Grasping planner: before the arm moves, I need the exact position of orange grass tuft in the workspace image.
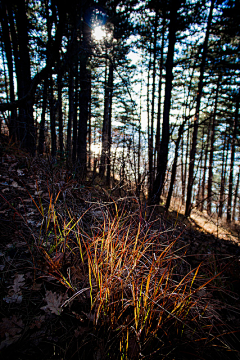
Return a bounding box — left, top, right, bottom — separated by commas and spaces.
35, 195, 237, 359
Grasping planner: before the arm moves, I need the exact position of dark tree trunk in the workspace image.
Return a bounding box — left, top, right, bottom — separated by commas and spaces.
0, 1, 65, 117
147, 44, 152, 190
207, 75, 220, 215
78, 20, 91, 175
72, 62, 79, 164
88, 76, 92, 170
100, 61, 113, 179
6, 3, 21, 140
67, 67, 74, 161
182, 48, 199, 205
155, 15, 166, 174
137, 75, 143, 197
149, 11, 159, 195
151, 0, 180, 204
38, 78, 48, 155
106, 64, 113, 186
49, 74, 56, 159
185, 0, 214, 216
182, 123, 189, 205
207, 115, 215, 215
14, 0, 35, 154
0, 2, 17, 140
57, 66, 63, 160
199, 121, 210, 212
165, 123, 184, 211
218, 133, 229, 218
196, 126, 205, 207
227, 92, 239, 222
232, 170, 240, 223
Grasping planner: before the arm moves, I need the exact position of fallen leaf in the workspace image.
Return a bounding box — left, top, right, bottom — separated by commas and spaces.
41, 290, 66, 315
29, 315, 45, 329
0, 333, 21, 350
11, 181, 19, 188
17, 169, 24, 176
3, 293, 22, 304
2, 188, 10, 193
11, 274, 25, 293
34, 190, 43, 196
3, 274, 25, 304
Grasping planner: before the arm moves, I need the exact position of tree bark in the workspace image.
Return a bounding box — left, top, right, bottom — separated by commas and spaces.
72, 62, 79, 164
106, 63, 113, 186
155, 15, 166, 175
78, 20, 91, 175
0, 2, 17, 140
227, 91, 239, 222
149, 11, 159, 196
14, 0, 35, 153
199, 121, 210, 212
232, 170, 240, 223
150, 0, 180, 204
207, 75, 220, 215
218, 133, 229, 218
67, 66, 74, 161
165, 123, 184, 211
185, 0, 215, 216
57, 66, 64, 160
38, 78, 48, 155
49, 74, 56, 159
100, 61, 113, 179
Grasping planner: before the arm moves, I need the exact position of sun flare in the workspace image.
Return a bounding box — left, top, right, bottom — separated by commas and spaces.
92, 26, 106, 41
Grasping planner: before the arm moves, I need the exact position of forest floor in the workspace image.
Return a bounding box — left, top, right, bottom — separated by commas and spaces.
0, 135, 240, 360
167, 198, 240, 244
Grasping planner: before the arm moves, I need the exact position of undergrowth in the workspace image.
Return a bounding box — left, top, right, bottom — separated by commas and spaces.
0, 150, 239, 359
29, 185, 240, 359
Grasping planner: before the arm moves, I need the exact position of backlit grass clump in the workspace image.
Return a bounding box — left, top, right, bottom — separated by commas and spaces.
33, 190, 233, 359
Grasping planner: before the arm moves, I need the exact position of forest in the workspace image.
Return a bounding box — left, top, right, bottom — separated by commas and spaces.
0, 0, 239, 219
0, 0, 240, 359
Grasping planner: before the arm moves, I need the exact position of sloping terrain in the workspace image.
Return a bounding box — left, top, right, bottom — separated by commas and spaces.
0, 136, 240, 360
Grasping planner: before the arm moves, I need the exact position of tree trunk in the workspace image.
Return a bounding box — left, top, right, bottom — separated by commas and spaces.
151, 0, 180, 204
106, 63, 113, 186
227, 91, 239, 222
165, 123, 184, 211
218, 133, 229, 218
57, 67, 63, 160
49, 74, 56, 159
207, 75, 220, 215
88, 75, 92, 170
137, 74, 143, 197
38, 78, 48, 155
78, 20, 91, 175
232, 170, 240, 223
100, 61, 113, 179
14, 0, 35, 154
155, 14, 166, 174
149, 11, 159, 196
199, 121, 210, 212
67, 67, 74, 161
196, 126, 205, 207
72, 62, 79, 164
147, 44, 152, 190
185, 0, 215, 216
0, 2, 17, 140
